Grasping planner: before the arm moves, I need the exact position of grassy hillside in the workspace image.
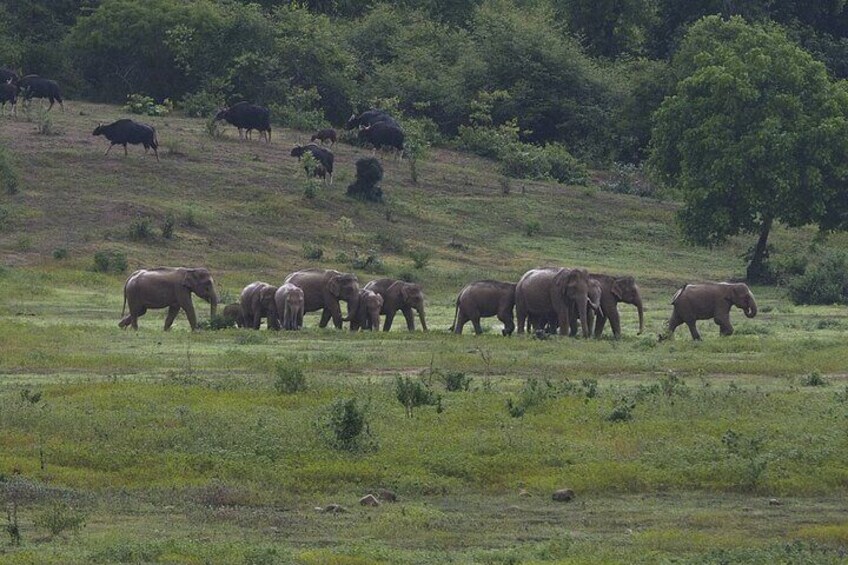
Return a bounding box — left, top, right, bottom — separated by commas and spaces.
1, 104, 848, 564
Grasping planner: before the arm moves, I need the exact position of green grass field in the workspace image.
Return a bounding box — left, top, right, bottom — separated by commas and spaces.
1, 103, 847, 564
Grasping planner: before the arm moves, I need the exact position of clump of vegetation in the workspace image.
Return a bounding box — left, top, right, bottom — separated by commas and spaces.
27, 106, 56, 136
33, 501, 86, 537
92, 250, 128, 274
601, 163, 656, 197
606, 396, 636, 422
201, 314, 235, 331
204, 115, 224, 138
273, 362, 307, 394
124, 94, 172, 116
788, 252, 848, 305
409, 249, 431, 269
161, 213, 175, 239
128, 217, 154, 241
395, 376, 440, 417
181, 91, 222, 119
52, 248, 68, 260
721, 429, 768, 491
800, 371, 828, 387
438, 371, 472, 392
347, 158, 384, 203
351, 249, 385, 274
507, 378, 568, 418
371, 232, 405, 253
524, 220, 542, 237
302, 243, 323, 260
320, 398, 374, 452
0, 143, 20, 195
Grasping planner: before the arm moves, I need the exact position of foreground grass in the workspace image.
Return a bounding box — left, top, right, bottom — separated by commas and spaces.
1, 103, 848, 562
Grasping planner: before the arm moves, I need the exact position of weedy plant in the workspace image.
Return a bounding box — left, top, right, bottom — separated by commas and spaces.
321, 398, 374, 452
395, 376, 441, 417
722, 429, 768, 491
273, 362, 306, 394
33, 501, 86, 537
92, 250, 128, 273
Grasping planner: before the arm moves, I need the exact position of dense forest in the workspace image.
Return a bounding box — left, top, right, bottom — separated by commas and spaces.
4, 0, 848, 280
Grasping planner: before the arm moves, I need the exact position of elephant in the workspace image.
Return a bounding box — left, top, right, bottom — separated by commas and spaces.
588, 274, 644, 339
363, 278, 428, 332
665, 282, 757, 340
567, 278, 603, 337
222, 303, 245, 328
346, 289, 384, 331
239, 282, 280, 330
118, 267, 218, 331
451, 280, 516, 335
283, 269, 359, 329
274, 283, 305, 331
515, 267, 592, 337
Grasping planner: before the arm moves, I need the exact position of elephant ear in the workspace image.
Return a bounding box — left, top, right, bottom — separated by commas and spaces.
400, 283, 412, 302
731, 283, 750, 304
611, 277, 633, 300
328, 275, 341, 297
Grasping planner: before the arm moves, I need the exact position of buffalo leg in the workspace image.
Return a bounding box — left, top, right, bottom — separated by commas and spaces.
105, 144, 114, 156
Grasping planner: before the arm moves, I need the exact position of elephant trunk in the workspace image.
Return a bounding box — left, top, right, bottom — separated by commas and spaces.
418, 307, 428, 332
210, 293, 218, 318
744, 296, 757, 318
578, 299, 589, 338
635, 296, 644, 335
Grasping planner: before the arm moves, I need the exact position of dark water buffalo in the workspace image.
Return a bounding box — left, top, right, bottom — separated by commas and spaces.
291, 144, 334, 183
0, 69, 18, 85
345, 109, 399, 130
311, 128, 337, 144
93, 119, 159, 161
18, 75, 64, 111
214, 102, 271, 141
0, 82, 16, 117
358, 122, 405, 155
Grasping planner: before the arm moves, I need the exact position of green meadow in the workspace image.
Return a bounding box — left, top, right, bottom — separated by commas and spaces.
0, 104, 847, 563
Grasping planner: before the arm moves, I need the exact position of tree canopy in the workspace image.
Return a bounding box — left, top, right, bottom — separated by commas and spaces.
649, 15, 848, 281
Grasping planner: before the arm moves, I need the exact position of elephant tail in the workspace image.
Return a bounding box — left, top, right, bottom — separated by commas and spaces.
449, 297, 460, 332
121, 278, 129, 317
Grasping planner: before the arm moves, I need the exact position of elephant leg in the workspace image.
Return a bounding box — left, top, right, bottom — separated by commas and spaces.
382, 310, 397, 332
594, 313, 607, 339
471, 317, 484, 335
516, 305, 527, 335
252, 311, 262, 330
328, 301, 344, 329
499, 311, 515, 336
686, 321, 701, 341
715, 317, 734, 336
163, 305, 180, 331
454, 311, 468, 334
608, 308, 622, 339
118, 313, 135, 329
180, 296, 198, 330
402, 307, 415, 331
318, 308, 332, 328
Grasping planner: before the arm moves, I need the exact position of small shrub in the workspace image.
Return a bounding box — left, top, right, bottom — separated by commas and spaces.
347, 158, 384, 203
33, 501, 86, 537
581, 378, 598, 399
181, 90, 223, 118
409, 249, 431, 269
302, 243, 324, 260
0, 143, 20, 195
205, 115, 225, 139
128, 217, 154, 241
606, 396, 636, 422
52, 248, 68, 260
303, 181, 317, 200
834, 385, 848, 403
721, 429, 768, 490
202, 314, 235, 331
507, 378, 564, 417
323, 398, 372, 452
801, 371, 828, 387
124, 93, 172, 116
92, 250, 128, 274
274, 362, 306, 394
600, 162, 655, 197
395, 376, 440, 417
524, 220, 541, 237
352, 249, 385, 274
439, 371, 472, 392
788, 252, 848, 305
371, 232, 405, 253
161, 214, 175, 240
0, 206, 9, 232
31, 106, 55, 136
395, 270, 419, 283
179, 207, 203, 228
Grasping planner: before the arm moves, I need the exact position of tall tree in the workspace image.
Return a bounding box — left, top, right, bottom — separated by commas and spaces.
649, 16, 848, 282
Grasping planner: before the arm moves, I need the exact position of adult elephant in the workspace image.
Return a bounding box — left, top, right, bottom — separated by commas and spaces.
118, 267, 217, 331
665, 282, 757, 340
240, 282, 279, 330
515, 267, 592, 338
283, 269, 359, 329
567, 278, 603, 337
588, 274, 644, 338
363, 279, 428, 332
452, 280, 516, 336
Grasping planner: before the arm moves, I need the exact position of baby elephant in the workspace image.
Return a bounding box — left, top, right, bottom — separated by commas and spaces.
347, 289, 384, 331
240, 282, 279, 330
452, 280, 516, 336
665, 282, 757, 340
275, 283, 305, 331
221, 303, 245, 328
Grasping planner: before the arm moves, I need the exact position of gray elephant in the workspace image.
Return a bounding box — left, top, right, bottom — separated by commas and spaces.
346, 289, 384, 331
284, 269, 359, 329
274, 283, 305, 331
515, 267, 592, 337
222, 303, 245, 328
452, 280, 516, 335
665, 282, 757, 340
240, 282, 280, 330
567, 278, 603, 336
363, 279, 428, 332
118, 267, 218, 331
588, 274, 644, 338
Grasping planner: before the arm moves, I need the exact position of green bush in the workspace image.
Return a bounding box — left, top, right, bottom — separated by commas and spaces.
439, 371, 472, 392
181, 90, 223, 118
0, 143, 20, 195
33, 501, 86, 537
788, 252, 848, 305
92, 250, 128, 274
351, 249, 385, 274
409, 249, 431, 269
273, 362, 307, 394
801, 371, 828, 387
606, 396, 636, 422
302, 243, 324, 260
52, 248, 68, 260
161, 214, 175, 240
600, 162, 656, 197
128, 217, 154, 241
323, 398, 373, 452
395, 376, 440, 418
124, 94, 172, 116
524, 220, 542, 237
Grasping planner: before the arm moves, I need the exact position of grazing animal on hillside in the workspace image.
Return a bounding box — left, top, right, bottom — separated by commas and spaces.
363, 279, 427, 332
515, 267, 593, 338
0, 69, 18, 85
275, 283, 305, 331
451, 280, 516, 336
664, 282, 757, 340
239, 281, 280, 330
345, 109, 399, 130
283, 269, 359, 329
118, 267, 218, 331
222, 303, 245, 328
93, 119, 160, 161
358, 122, 405, 156
291, 144, 334, 184
0, 81, 17, 117
17, 75, 63, 111
310, 128, 337, 145
214, 102, 271, 141
345, 289, 384, 331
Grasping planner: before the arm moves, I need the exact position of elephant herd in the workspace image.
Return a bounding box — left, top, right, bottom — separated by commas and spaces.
119, 265, 758, 341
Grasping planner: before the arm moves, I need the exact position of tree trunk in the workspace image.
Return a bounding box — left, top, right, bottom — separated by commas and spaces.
746, 216, 773, 283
